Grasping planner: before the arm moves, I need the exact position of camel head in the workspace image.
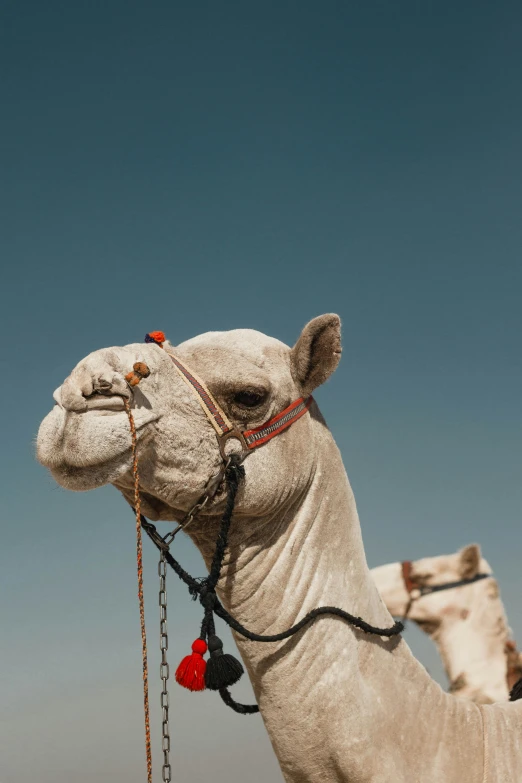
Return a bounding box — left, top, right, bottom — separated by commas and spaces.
372, 545, 493, 633
37, 315, 342, 528
373, 547, 518, 704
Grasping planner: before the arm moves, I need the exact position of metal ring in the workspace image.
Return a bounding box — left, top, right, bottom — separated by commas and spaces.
217, 429, 250, 462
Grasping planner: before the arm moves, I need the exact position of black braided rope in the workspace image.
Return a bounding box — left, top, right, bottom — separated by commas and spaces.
140, 519, 201, 595
510, 677, 522, 702
206, 460, 244, 592
214, 599, 403, 641
219, 686, 259, 714
141, 457, 403, 714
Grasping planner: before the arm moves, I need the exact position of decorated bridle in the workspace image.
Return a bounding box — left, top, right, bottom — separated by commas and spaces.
400, 560, 492, 621
165, 342, 313, 462
125, 330, 403, 783
401, 561, 522, 699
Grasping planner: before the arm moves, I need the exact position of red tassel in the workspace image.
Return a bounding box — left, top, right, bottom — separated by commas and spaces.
175, 639, 208, 692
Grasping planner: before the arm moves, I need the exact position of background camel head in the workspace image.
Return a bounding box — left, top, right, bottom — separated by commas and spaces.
372, 545, 494, 634
37, 315, 341, 527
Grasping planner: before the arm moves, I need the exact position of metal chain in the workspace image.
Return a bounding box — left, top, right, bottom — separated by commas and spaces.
146, 459, 232, 782
159, 552, 172, 782
162, 459, 231, 548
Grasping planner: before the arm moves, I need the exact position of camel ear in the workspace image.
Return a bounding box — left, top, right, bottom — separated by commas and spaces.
459, 544, 481, 579
291, 314, 342, 395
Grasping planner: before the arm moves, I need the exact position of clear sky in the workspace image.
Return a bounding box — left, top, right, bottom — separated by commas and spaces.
2, 1, 521, 781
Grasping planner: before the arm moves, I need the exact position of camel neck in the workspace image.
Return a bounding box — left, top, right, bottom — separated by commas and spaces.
222, 429, 384, 629
204, 424, 484, 783
434, 590, 510, 703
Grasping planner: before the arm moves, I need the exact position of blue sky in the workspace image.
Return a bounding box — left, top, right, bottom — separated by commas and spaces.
1, 1, 521, 780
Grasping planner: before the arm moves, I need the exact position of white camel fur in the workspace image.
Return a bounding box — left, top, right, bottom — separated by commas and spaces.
371, 547, 522, 704
37, 316, 522, 782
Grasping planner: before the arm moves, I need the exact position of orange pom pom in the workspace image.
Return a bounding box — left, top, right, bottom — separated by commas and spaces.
125, 371, 140, 387
133, 362, 150, 378
145, 331, 165, 346
125, 362, 151, 387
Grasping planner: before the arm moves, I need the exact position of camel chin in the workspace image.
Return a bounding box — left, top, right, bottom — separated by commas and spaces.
47, 454, 133, 491
37, 404, 158, 491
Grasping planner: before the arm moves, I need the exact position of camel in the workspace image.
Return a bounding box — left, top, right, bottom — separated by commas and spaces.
37, 315, 522, 782
371, 547, 522, 704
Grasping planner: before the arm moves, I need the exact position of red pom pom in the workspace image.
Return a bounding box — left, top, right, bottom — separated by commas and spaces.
148, 330, 165, 345
191, 638, 208, 655
175, 639, 208, 692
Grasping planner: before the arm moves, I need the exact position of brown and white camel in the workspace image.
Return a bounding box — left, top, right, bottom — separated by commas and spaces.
37, 316, 522, 782
371, 547, 522, 704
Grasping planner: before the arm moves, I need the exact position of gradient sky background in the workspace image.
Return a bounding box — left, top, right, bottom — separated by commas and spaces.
2, 1, 522, 780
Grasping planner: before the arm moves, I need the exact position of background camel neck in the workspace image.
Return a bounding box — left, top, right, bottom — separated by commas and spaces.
436, 586, 511, 703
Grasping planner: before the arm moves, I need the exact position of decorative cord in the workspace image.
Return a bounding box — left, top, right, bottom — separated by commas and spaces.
140, 458, 403, 714
124, 399, 152, 782
123, 349, 402, 716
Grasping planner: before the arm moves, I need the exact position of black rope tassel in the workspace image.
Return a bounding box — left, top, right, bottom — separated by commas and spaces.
199, 458, 246, 691
510, 677, 522, 702
141, 455, 403, 714
205, 634, 244, 690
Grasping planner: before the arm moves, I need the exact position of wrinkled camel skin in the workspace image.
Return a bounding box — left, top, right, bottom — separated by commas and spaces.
372, 547, 522, 704
37, 316, 522, 782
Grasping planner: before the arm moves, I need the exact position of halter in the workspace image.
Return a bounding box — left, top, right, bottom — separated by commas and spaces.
166, 347, 313, 462
128, 330, 403, 782
142, 332, 314, 544
400, 560, 492, 621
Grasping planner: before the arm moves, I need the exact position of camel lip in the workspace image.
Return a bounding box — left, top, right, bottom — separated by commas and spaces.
49, 435, 151, 477
80, 407, 123, 416
37, 404, 160, 473
82, 394, 128, 413
56, 455, 124, 475
48, 451, 134, 488
59, 403, 159, 420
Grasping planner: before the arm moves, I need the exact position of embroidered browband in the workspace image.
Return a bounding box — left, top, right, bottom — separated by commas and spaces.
145, 330, 313, 451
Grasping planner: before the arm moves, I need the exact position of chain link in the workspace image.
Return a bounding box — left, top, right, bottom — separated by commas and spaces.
159, 552, 172, 782
162, 460, 231, 547
148, 459, 232, 781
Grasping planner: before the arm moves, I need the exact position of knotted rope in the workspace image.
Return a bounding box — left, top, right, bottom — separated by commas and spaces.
141, 459, 403, 713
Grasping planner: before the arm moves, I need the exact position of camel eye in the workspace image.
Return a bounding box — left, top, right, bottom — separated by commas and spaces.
233, 390, 266, 408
